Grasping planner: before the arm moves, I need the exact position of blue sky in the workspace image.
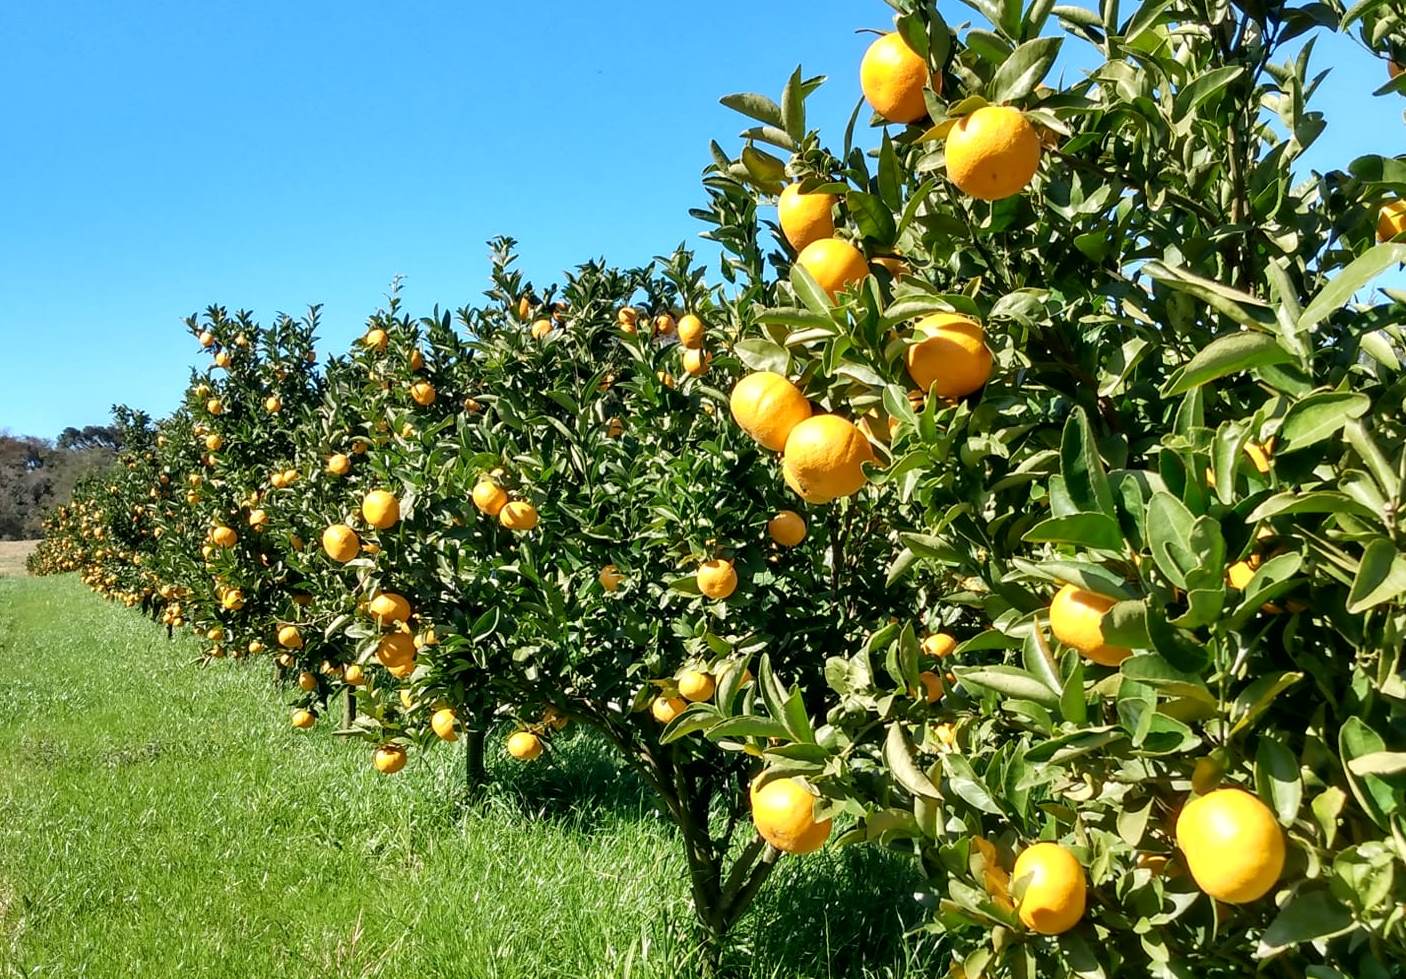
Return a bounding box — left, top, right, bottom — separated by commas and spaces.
0, 1, 1399, 440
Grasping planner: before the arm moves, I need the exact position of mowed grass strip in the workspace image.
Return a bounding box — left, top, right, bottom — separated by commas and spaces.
0, 575, 935, 979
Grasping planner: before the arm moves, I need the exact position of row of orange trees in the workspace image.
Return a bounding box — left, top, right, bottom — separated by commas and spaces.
32, 1, 1406, 975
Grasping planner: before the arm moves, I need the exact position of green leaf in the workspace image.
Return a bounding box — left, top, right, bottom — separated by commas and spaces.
720, 92, 784, 127
988, 36, 1063, 103
1060, 407, 1116, 517
706, 715, 792, 741
1340, 717, 1399, 827
1160, 332, 1294, 397
1347, 752, 1406, 777
1256, 890, 1354, 959
846, 190, 897, 245
780, 66, 805, 142
1023, 513, 1124, 551
954, 666, 1060, 708
1299, 243, 1406, 334
1255, 734, 1303, 826
1347, 538, 1406, 614
1172, 66, 1245, 122
1278, 392, 1371, 452
1231, 672, 1303, 737
789, 262, 833, 314
732, 338, 790, 374
1247, 491, 1379, 523
1146, 492, 1196, 588
885, 723, 942, 800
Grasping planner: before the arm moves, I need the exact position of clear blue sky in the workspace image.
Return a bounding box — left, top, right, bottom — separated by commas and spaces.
0, 2, 1398, 440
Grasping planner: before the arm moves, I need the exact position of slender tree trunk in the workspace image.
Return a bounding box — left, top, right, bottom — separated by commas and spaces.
342, 689, 356, 727
464, 726, 487, 793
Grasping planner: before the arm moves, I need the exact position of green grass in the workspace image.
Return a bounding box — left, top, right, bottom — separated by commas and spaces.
0, 575, 938, 979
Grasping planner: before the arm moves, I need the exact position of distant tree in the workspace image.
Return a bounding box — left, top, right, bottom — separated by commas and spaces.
56, 424, 122, 452
0, 424, 121, 539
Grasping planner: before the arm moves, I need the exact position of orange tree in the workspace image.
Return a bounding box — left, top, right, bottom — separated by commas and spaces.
685, 0, 1406, 976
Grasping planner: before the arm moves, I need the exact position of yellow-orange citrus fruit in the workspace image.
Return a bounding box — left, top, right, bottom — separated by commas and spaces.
678, 670, 716, 702
265, 395, 282, 413
617, 306, 638, 333
1049, 583, 1131, 666
199, 330, 214, 348
373, 744, 406, 774
368, 592, 411, 624
1244, 438, 1274, 474
696, 559, 738, 600
860, 32, 932, 124
387, 659, 415, 679
499, 500, 539, 531
681, 348, 711, 376
376, 632, 416, 669
946, 106, 1042, 201
410, 381, 436, 406
322, 524, 359, 563
768, 510, 807, 547
917, 670, 943, 703
905, 313, 993, 399
297, 670, 317, 692
778, 183, 837, 251
431, 708, 458, 742
531, 318, 553, 339
1012, 843, 1086, 934
364, 328, 388, 352
924, 632, 957, 658
205, 433, 224, 452
872, 255, 909, 279
651, 695, 687, 724
729, 371, 812, 452
214, 351, 232, 368
248, 508, 268, 529
1378, 200, 1406, 241
599, 564, 624, 592
472, 478, 508, 516
781, 415, 875, 504
795, 238, 869, 298
653, 313, 676, 336
1176, 788, 1284, 903
507, 731, 543, 760
291, 708, 315, 730
211, 526, 237, 548
1227, 559, 1258, 591
206, 398, 224, 415
606, 416, 624, 438
409, 347, 424, 371
326, 453, 351, 475
751, 776, 831, 854
344, 663, 365, 686
362, 490, 400, 530
677, 314, 705, 349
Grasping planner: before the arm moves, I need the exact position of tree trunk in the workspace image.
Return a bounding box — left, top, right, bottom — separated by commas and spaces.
464, 726, 487, 793
342, 689, 356, 727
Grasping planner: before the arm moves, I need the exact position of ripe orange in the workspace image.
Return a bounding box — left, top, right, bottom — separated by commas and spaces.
210, 526, 237, 548
326, 453, 351, 476
198, 330, 214, 348
205, 433, 224, 452
653, 313, 676, 336
606, 416, 624, 438
1176, 788, 1284, 903
860, 32, 932, 124
1012, 843, 1086, 934
322, 524, 360, 563
471, 478, 509, 516
651, 695, 687, 724
917, 671, 943, 703
905, 313, 993, 398
872, 255, 909, 279
364, 328, 389, 352
778, 184, 837, 251
206, 398, 225, 415
696, 559, 738, 600
677, 669, 716, 702
677, 314, 705, 349
729, 372, 812, 451
946, 106, 1042, 201
409, 347, 425, 371
599, 564, 624, 592
923, 632, 957, 658
617, 306, 638, 333
291, 708, 315, 730
362, 490, 400, 530
248, 509, 268, 530
264, 395, 282, 413
373, 744, 406, 774
795, 238, 869, 298
430, 707, 458, 742
681, 348, 711, 377
507, 730, 543, 760
499, 501, 539, 531
1048, 584, 1131, 666
751, 776, 831, 854
531, 318, 553, 339
297, 670, 317, 692
376, 633, 416, 669
344, 663, 365, 686
781, 415, 875, 504
410, 381, 436, 406
1378, 200, 1406, 241
768, 510, 806, 547
368, 591, 411, 624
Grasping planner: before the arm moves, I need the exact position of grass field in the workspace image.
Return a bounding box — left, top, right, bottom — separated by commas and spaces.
0, 575, 937, 979
0, 540, 36, 577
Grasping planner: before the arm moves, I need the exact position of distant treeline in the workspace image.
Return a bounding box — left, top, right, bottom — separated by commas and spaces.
0, 426, 121, 539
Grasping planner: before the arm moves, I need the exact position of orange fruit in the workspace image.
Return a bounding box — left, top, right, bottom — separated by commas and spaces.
768, 510, 806, 547
795, 238, 869, 298
276, 624, 303, 650
1378, 200, 1406, 241
499, 501, 539, 531
1392, 61, 1404, 80
472, 479, 509, 516
291, 708, 315, 730
375, 633, 416, 669
860, 32, 932, 124
917, 671, 943, 703
204, 433, 224, 452
410, 381, 436, 406
206, 398, 225, 415
373, 744, 406, 774
751, 776, 831, 854
872, 255, 909, 279
677, 670, 715, 702
653, 313, 676, 336
681, 348, 711, 377
1049, 584, 1131, 666
297, 670, 317, 692
651, 695, 687, 724
696, 559, 738, 600
362, 490, 400, 530
531, 318, 553, 339
677, 314, 705, 349
364, 328, 388, 352
729, 372, 812, 451
617, 306, 638, 333
778, 183, 836, 251
599, 564, 624, 592
781, 415, 874, 504
507, 731, 543, 760
326, 453, 351, 476
368, 592, 411, 624
923, 633, 957, 658
430, 708, 458, 742
344, 663, 365, 686
1176, 788, 1284, 903
905, 313, 993, 398
265, 395, 282, 413
198, 330, 214, 348
321, 524, 360, 563
1012, 843, 1086, 934
946, 106, 1042, 201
